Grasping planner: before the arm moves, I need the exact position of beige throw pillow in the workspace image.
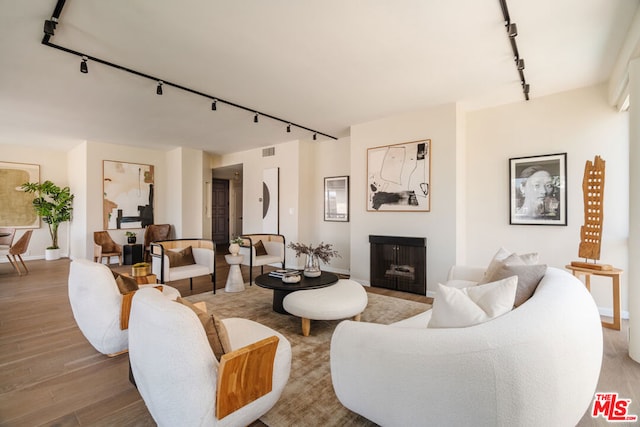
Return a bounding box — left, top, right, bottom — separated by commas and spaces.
484, 264, 547, 307
427, 276, 518, 329
480, 249, 539, 284
176, 297, 231, 361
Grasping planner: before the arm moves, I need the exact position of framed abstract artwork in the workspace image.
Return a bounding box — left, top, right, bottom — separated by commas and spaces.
367, 139, 431, 212
262, 167, 279, 233
509, 153, 567, 226
0, 161, 40, 228
103, 160, 155, 230
324, 176, 349, 222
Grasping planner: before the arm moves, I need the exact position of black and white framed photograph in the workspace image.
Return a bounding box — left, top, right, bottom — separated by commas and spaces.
324, 176, 349, 222
509, 153, 567, 226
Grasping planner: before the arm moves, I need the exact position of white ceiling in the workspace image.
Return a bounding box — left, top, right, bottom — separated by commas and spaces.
0, 0, 637, 154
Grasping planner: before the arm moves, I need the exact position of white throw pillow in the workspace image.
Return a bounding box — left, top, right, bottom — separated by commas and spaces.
427, 276, 518, 329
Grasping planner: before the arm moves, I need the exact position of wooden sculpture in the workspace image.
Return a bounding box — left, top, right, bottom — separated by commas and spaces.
571, 155, 612, 270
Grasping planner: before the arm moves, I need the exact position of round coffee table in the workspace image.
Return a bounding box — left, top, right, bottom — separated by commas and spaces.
254, 271, 339, 314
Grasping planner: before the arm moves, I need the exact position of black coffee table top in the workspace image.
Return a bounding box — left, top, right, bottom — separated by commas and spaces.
254, 271, 339, 292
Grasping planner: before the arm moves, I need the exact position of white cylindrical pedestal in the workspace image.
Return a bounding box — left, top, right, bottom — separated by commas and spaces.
224, 254, 245, 293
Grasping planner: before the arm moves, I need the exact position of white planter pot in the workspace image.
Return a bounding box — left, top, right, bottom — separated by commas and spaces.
45, 248, 61, 261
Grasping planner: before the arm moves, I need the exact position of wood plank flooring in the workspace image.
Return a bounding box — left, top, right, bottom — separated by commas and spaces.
0, 257, 637, 426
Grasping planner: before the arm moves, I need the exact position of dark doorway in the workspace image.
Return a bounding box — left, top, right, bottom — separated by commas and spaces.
211, 178, 229, 245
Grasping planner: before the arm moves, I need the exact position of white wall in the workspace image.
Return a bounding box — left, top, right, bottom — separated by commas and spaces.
307, 137, 351, 274
350, 103, 460, 292
215, 140, 302, 267
1, 144, 70, 260
465, 84, 630, 315
214, 137, 352, 274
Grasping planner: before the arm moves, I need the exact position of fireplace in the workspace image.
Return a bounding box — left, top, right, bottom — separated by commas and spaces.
369, 235, 426, 295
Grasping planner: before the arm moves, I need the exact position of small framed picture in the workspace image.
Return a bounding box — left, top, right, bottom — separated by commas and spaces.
324, 176, 349, 222
509, 153, 567, 226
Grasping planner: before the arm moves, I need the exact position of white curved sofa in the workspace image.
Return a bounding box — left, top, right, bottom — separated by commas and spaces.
330, 267, 603, 427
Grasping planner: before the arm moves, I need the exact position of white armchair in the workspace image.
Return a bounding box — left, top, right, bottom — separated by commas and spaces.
68, 259, 180, 356
238, 234, 285, 284
129, 287, 292, 426
151, 239, 216, 293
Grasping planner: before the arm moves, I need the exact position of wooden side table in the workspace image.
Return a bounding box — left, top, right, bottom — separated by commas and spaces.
123, 272, 157, 285
565, 264, 623, 330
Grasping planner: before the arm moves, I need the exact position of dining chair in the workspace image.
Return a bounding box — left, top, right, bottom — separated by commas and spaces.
0, 230, 33, 275
0, 227, 16, 249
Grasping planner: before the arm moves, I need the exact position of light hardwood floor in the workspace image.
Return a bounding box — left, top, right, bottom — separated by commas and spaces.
0, 258, 637, 426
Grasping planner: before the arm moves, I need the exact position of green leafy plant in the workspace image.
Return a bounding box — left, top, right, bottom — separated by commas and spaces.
288, 242, 340, 264
125, 231, 137, 238
21, 180, 74, 249
230, 236, 244, 245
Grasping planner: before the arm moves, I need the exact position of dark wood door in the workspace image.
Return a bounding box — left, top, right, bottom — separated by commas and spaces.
211, 179, 229, 244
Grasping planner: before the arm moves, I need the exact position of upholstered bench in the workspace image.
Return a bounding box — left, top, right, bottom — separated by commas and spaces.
283, 279, 368, 336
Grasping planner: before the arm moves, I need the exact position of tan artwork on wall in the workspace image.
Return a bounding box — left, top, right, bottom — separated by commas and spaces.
0, 161, 39, 228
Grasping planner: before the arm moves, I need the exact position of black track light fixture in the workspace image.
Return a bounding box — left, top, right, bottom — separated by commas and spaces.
313, 133, 317, 141
44, 18, 57, 36
516, 58, 525, 71
523, 83, 530, 94
40, 0, 338, 140
508, 23, 518, 38
80, 56, 88, 74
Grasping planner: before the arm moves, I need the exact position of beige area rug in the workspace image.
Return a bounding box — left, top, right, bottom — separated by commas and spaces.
187, 284, 431, 427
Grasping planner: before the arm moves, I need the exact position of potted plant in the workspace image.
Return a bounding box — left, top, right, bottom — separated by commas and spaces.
125, 231, 137, 244
288, 241, 340, 277
229, 236, 244, 256
21, 180, 74, 260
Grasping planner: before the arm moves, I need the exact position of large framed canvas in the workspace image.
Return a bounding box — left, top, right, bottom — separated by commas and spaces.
103, 160, 155, 230
324, 176, 349, 222
0, 161, 40, 228
367, 139, 431, 212
509, 153, 567, 226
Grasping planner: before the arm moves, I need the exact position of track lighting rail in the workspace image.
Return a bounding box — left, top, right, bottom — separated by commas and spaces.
498, 0, 530, 101
41, 0, 337, 141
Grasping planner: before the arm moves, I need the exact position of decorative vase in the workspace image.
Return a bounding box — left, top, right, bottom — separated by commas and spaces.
303, 254, 321, 278
229, 243, 240, 256
127, 236, 136, 244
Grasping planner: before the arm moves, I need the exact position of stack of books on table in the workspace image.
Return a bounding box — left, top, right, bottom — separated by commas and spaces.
268, 269, 300, 278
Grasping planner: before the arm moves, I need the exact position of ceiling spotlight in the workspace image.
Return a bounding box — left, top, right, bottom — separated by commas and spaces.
80, 56, 88, 74
286, 123, 291, 133
254, 113, 259, 123
313, 133, 317, 141
523, 83, 530, 94
43, 19, 57, 36
508, 23, 518, 38
516, 58, 525, 70
211, 99, 217, 111
156, 81, 163, 95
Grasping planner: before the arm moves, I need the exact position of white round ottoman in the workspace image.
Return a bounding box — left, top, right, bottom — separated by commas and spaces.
283, 279, 368, 336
